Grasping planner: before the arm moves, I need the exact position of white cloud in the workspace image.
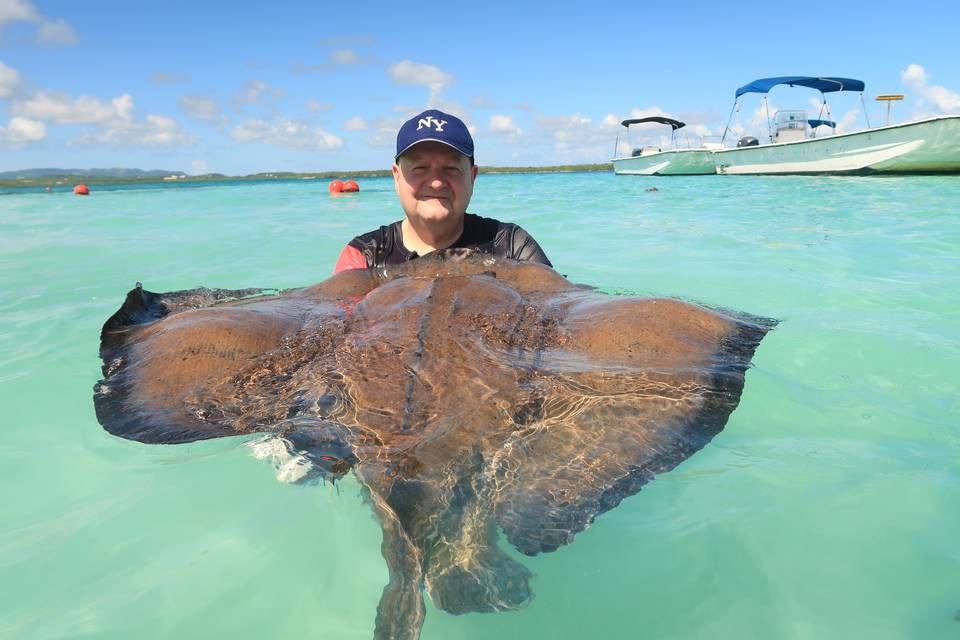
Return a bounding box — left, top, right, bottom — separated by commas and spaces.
150, 72, 189, 84
388, 60, 454, 104
688, 123, 712, 137
13, 90, 194, 145
489, 114, 522, 142
141, 115, 184, 143
191, 159, 209, 174
37, 18, 76, 44
179, 95, 223, 124
901, 64, 927, 87
624, 106, 719, 147
0, 1, 77, 45
330, 49, 359, 65
76, 113, 195, 146
623, 106, 671, 135
321, 35, 376, 46
294, 47, 369, 73
388, 60, 453, 87
803, 96, 861, 134
306, 99, 331, 113
530, 112, 635, 162
344, 115, 368, 131
834, 107, 861, 132
726, 101, 780, 141
366, 115, 406, 148
537, 113, 607, 161
0, 116, 45, 145
470, 95, 496, 109
0, 60, 20, 98
628, 106, 669, 119
900, 63, 960, 115
113, 94, 133, 121
231, 118, 343, 149
235, 80, 285, 105
0, 0, 39, 22
12, 91, 132, 124
619, 107, 671, 147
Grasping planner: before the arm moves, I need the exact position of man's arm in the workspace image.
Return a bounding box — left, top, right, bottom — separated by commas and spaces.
510, 226, 552, 268
333, 244, 368, 274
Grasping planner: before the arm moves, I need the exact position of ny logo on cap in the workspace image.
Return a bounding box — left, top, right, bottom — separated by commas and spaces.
417, 116, 447, 132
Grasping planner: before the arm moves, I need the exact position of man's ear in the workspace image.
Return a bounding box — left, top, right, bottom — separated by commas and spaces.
392, 163, 401, 193
471, 164, 479, 182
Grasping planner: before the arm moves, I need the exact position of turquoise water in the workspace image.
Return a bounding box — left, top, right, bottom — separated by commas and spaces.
2, 173, 959, 639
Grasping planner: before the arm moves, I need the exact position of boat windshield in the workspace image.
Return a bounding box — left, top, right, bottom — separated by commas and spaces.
775, 111, 806, 130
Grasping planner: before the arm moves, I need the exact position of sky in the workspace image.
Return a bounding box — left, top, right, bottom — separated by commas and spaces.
2, 0, 959, 175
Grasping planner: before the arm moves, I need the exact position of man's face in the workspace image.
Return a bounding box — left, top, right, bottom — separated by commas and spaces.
393, 141, 478, 226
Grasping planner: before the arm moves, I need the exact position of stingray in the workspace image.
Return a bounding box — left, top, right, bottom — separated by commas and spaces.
93, 249, 774, 639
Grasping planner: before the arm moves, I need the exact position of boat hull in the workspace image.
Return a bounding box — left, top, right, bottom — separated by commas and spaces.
612, 149, 716, 175
714, 115, 960, 175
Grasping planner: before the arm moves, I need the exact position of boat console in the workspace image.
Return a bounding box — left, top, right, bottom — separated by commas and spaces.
773, 110, 807, 143
632, 145, 662, 157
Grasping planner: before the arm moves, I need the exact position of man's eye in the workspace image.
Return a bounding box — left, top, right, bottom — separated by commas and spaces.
446, 167, 462, 175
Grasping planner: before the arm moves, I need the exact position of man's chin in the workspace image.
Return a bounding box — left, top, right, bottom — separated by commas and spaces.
417, 202, 458, 220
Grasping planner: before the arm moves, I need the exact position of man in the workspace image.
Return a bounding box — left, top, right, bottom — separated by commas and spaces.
333, 109, 551, 273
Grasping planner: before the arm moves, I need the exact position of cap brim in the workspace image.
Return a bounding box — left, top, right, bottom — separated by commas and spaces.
395, 138, 473, 161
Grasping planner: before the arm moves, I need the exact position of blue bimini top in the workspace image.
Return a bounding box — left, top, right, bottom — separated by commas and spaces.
735, 76, 866, 98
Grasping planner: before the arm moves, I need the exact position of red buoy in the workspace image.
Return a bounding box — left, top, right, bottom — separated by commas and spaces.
74, 184, 90, 196
328, 180, 344, 193
342, 180, 359, 193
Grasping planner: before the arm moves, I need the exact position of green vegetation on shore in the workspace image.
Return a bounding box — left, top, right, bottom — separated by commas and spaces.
0, 164, 613, 190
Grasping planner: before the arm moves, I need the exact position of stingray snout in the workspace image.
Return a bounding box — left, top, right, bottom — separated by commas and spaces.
279, 419, 358, 480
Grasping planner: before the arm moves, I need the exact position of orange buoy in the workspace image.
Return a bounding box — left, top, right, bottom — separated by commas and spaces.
328, 180, 344, 193
342, 180, 359, 193
74, 184, 90, 196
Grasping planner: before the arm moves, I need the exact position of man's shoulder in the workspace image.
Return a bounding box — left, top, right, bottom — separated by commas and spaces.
464, 212, 505, 226
460, 213, 551, 267
464, 212, 538, 238
463, 212, 516, 235
349, 220, 403, 248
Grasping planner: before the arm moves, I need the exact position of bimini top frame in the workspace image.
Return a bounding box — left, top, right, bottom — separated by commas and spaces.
722, 75, 869, 144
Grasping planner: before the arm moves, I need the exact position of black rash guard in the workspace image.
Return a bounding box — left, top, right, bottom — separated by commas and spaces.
333, 213, 551, 273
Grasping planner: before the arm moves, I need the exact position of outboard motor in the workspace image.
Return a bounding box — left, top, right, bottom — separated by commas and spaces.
737, 136, 759, 148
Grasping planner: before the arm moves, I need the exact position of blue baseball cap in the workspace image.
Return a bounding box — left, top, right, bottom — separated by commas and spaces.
395, 109, 474, 160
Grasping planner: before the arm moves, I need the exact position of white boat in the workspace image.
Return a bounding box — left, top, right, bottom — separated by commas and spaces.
713, 76, 960, 175
612, 117, 717, 175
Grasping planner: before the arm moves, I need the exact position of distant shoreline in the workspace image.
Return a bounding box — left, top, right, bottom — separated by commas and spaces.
0, 164, 613, 189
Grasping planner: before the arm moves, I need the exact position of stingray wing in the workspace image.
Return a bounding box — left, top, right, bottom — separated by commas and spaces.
93, 271, 377, 444
493, 296, 775, 555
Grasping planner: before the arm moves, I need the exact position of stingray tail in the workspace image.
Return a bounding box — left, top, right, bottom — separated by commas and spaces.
361, 477, 426, 640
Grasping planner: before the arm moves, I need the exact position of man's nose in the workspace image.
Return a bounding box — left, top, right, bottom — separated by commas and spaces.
425, 169, 447, 188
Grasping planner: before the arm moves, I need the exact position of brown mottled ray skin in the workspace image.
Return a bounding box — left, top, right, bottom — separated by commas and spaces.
93, 249, 775, 640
